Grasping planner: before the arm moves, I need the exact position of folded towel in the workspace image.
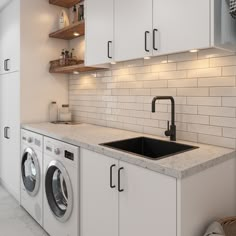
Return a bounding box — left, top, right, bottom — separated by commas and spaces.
204, 222, 226, 236
230, 0, 236, 19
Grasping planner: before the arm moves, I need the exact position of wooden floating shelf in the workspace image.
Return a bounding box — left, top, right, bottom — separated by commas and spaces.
49, 21, 85, 40
50, 61, 105, 74
49, 0, 84, 8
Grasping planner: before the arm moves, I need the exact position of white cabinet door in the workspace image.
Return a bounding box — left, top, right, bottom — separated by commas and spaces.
0, 72, 20, 200
153, 0, 210, 55
114, 0, 153, 62
119, 161, 177, 236
0, 0, 20, 74
85, 0, 114, 66
81, 149, 119, 236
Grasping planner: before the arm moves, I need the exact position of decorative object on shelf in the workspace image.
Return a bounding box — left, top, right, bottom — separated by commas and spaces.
59, 10, 69, 29
49, 101, 58, 123
59, 49, 65, 66
78, 4, 84, 21
229, 0, 236, 19
72, 5, 78, 24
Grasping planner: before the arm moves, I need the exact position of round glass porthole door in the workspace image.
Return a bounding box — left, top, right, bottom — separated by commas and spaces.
21, 148, 40, 197
45, 160, 73, 223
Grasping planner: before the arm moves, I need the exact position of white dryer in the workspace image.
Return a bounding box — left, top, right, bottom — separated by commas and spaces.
20, 129, 43, 226
43, 137, 79, 236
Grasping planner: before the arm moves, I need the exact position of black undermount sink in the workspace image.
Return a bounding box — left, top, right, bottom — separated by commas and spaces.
100, 137, 198, 160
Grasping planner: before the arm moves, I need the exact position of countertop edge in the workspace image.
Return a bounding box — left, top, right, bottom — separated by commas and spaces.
21, 124, 236, 179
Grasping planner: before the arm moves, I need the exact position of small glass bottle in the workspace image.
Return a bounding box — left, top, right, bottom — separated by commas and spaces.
49, 102, 58, 123
72, 5, 77, 24
59, 104, 72, 122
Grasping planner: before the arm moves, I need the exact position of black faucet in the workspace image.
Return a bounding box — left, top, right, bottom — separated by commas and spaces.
152, 96, 176, 141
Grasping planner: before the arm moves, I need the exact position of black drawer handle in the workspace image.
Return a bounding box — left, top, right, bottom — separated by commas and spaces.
118, 167, 124, 192
4, 127, 10, 139
153, 29, 158, 51
144, 31, 150, 52
107, 41, 112, 59
4, 59, 10, 71
110, 164, 116, 189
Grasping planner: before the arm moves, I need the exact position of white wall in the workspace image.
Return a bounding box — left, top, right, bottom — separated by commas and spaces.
20, 0, 69, 123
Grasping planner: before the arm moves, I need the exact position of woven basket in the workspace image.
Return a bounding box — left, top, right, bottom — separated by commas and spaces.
218, 217, 236, 236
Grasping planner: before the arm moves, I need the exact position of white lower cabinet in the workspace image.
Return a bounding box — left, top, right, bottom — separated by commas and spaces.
81, 149, 177, 236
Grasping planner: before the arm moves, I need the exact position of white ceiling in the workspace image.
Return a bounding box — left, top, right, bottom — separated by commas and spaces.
0, 0, 10, 11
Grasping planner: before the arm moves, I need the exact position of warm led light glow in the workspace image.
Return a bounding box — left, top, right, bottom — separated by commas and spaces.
189, 49, 199, 53
144, 56, 151, 60
73, 32, 80, 37
92, 73, 97, 78
161, 60, 168, 64
111, 62, 116, 65
73, 71, 79, 75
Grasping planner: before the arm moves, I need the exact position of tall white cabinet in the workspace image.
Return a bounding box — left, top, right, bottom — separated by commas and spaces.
0, 0, 68, 201
0, 0, 20, 199
81, 149, 177, 236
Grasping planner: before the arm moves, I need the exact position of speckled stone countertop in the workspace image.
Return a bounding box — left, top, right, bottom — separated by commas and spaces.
21, 122, 236, 179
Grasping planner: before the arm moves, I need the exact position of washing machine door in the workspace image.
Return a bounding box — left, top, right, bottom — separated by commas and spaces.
21, 147, 40, 197
45, 160, 73, 223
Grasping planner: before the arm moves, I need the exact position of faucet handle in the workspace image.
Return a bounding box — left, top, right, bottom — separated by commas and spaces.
167, 121, 170, 131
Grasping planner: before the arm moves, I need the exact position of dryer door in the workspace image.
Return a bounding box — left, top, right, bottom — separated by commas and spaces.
45, 160, 73, 223
21, 147, 40, 197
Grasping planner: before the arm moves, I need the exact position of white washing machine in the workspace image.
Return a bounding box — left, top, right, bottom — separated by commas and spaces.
20, 129, 43, 226
43, 137, 79, 236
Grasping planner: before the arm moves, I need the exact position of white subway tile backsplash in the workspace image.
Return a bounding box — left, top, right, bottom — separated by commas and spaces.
159, 71, 187, 80
177, 59, 209, 70
69, 51, 236, 149
168, 79, 197, 88
198, 77, 235, 87
187, 97, 221, 106
198, 134, 235, 149
210, 87, 236, 97
198, 106, 235, 117
187, 124, 222, 136
187, 67, 221, 78
177, 88, 209, 97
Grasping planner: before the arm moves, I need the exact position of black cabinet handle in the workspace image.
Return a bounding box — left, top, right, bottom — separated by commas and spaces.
107, 41, 112, 59
110, 164, 116, 189
153, 29, 158, 51
4, 59, 10, 71
144, 31, 150, 52
4, 127, 10, 139
118, 167, 124, 192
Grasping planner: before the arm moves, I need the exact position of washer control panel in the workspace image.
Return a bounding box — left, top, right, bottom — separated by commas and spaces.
44, 137, 79, 167
21, 129, 43, 151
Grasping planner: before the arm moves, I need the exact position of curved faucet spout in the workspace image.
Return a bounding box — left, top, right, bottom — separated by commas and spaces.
151, 96, 176, 141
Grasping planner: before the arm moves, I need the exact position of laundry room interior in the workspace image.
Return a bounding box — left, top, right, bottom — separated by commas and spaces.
1, 0, 236, 235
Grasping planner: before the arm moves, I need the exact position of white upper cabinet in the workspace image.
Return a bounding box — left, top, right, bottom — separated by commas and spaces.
114, 0, 153, 61
85, 0, 236, 65
0, 0, 20, 74
85, 0, 114, 66
153, 0, 210, 55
